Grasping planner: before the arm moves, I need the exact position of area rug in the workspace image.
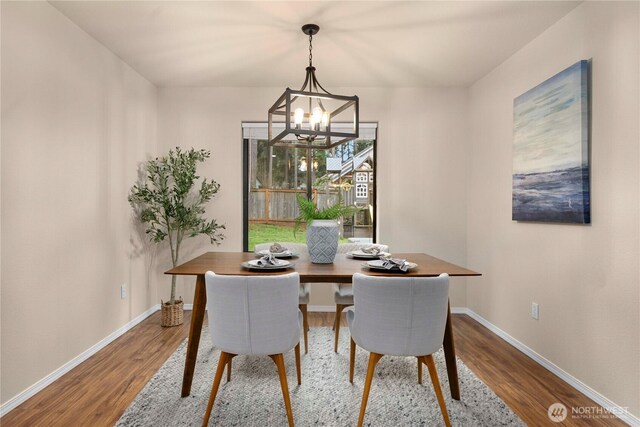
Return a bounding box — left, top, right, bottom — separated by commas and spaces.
116, 327, 524, 426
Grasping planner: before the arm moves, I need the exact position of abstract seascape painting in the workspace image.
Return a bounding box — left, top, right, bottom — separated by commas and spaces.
512, 60, 590, 224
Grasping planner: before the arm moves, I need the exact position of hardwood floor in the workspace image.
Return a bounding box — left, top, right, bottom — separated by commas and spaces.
2, 311, 192, 427
453, 315, 626, 427
1, 312, 627, 426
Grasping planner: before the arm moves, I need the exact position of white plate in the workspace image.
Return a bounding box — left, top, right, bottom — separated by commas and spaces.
255, 249, 297, 258
365, 259, 418, 272
242, 259, 292, 270
346, 250, 389, 260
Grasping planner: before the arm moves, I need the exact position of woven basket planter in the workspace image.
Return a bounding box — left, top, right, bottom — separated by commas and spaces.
161, 299, 184, 327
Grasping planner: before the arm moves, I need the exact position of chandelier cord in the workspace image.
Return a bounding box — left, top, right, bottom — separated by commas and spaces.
308, 33, 313, 67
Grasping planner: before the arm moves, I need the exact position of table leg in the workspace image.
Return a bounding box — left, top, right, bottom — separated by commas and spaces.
181, 274, 207, 397
443, 300, 460, 400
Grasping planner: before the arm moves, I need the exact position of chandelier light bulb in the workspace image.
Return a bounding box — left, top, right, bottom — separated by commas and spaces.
294, 108, 304, 126
311, 107, 323, 130
322, 111, 329, 128
309, 109, 320, 130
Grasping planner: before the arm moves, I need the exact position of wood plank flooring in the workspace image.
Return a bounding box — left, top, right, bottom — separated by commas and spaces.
453, 315, 626, 427
1, 312, 627, 426
2, 311, 192, 427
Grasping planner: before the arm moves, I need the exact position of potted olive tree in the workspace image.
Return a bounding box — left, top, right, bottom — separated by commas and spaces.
295, 194, 355, 263
129, 147, 225, 327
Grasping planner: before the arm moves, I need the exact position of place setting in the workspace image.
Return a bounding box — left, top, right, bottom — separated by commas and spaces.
241, 253, 295, 271
362, 256, 418, 273
242, 244, 297, 271
345, 245, 390, 260
254, 242, 298, 258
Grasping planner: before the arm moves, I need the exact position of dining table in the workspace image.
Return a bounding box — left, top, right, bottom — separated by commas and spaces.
166, 251, 480, 400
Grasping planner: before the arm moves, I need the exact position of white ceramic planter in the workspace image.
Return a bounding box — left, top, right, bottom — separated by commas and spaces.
306, 219, 339, 263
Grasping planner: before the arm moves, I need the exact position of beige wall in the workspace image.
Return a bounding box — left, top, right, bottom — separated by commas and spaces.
1, 2, 158, 405
467, 2, 639, 417
157, 87, 469, 308
3, 0, 637, 419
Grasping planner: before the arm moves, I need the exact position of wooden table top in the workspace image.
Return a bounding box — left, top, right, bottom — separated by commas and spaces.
166, 252, 480, 284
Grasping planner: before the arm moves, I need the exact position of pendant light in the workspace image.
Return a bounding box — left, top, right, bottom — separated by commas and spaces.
268, 24, 359, 149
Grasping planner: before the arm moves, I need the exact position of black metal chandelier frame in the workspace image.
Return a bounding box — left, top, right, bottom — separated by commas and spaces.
268, 24, 359, 149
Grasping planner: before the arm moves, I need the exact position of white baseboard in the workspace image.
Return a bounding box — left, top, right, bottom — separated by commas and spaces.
0, 304, 160, 418
450, 306, 468, 314
457, 308, 639, 427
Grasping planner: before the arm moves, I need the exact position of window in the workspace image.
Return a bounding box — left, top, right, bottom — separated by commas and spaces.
355, 183, 368, 198
242, 123, 377, 251
355, 172, 368, 183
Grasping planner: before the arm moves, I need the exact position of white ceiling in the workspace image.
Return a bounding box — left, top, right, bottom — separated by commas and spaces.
50, 1, 580, 88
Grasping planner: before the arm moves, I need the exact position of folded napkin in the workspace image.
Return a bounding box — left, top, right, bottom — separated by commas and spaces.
257, 254, 279, 266
269, 243, 287, 253
382, 258, 410, 272
361, 246, 381, 255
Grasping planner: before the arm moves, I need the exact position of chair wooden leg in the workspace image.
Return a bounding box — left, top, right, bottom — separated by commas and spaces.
349, 338, 356, 383
334, 304, 346, 352
357, 352, 383, 427
424, 355, 451, 427
332, 305, 339, 331
300, 304, 309, 354
417, 356, 422, 385
294, 343, 302, 385
225, 354, 236, 383
270, 353, 295, 427
202, 351, 230, 427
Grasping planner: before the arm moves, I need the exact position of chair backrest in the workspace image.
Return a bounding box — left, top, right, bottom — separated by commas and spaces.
350, 273, 449, 357
204, 272, 301, 356
254, 242, 308, 254
337, 242, 390, 254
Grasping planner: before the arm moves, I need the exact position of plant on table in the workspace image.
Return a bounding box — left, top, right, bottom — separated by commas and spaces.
128, 147, 225, 326
295, 194, 356, 263
294, 194, 356, 234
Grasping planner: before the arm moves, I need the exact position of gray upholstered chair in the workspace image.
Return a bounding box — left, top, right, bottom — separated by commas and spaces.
202, 272, 302, 427
333, 243, 389, 352
254, 242, 311, 353
346, 273, 451, 427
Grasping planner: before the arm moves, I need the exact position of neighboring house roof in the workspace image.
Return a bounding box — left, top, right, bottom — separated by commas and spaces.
331, 145, 374, 181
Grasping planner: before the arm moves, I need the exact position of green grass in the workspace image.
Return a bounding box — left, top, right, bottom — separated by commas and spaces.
248, 222, 348, 251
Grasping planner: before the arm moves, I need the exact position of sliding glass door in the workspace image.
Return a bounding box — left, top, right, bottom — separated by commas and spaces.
242, 123, 377, 251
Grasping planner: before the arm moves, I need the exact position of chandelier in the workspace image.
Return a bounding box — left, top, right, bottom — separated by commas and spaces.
268, 24, 359, 149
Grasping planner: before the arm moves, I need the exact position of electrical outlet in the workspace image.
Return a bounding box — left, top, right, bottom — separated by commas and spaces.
120, 284, 127, 299
531, 302, 539, 320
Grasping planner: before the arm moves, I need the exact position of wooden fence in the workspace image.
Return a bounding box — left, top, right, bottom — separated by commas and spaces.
249, 189, 345, 223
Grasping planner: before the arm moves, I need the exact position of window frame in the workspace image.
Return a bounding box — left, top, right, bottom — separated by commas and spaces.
242, 123, 378, 251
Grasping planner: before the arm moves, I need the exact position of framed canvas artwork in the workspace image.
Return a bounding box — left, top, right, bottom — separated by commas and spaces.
512, 60, 590, 224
